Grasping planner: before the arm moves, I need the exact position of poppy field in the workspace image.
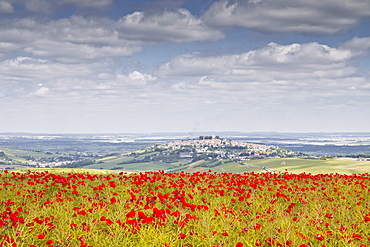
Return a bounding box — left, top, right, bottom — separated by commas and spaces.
1, 170, 370, 247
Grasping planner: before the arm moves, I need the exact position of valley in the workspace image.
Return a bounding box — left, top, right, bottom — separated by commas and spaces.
1, 133, 370, 174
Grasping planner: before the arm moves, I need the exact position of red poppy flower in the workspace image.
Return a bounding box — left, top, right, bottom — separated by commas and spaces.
364, 215, 370, 222
126, 209, 136, 218
352, 233, 363, 240
254, 223, 261, 230
37, 234, 45, 239
316, 234, 324, 241
325, 213, 333, 218
179, 233, 186, 239
110, 197, 117, 204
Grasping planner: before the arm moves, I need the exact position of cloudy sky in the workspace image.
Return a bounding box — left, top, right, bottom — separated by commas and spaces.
0, 0, 369, 134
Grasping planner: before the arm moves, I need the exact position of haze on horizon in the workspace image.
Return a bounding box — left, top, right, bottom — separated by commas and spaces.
0, 0, 369, 134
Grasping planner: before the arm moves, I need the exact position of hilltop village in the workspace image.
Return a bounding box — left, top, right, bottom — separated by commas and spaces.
145, 136, 295, 162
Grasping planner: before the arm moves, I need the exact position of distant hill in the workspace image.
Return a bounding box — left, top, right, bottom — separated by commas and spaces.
3, 136, 370, 174
82, 136, 297, 172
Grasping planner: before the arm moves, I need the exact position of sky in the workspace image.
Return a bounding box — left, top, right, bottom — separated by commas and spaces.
0, 0, 370, 134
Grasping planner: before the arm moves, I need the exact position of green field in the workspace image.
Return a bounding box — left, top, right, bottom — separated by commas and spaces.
84, 161, 174, 171
45, 156, 370, 174
160, 157, 370, 174
245, 157, 370, 174
2, 147, 370, 174
1, 148, 48, 163
11, 167, 131, 174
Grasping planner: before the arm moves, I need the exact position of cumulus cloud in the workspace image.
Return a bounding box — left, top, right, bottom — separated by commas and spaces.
0, 17, 143, 63
157, 42, 355, 81
156, 53, 231, 77
0, 9, 223, 63
340, 36, 370, 57
33, 86, 50, 96
0, 42, 19, 57
116, 71, 157, 87
0, 1, 369, 133
152, 39, 370, 119
0, 57, 101, 81
0, 63, 161, 102
202, 0, 370, 34
0, 1, 14, 13
117, 9, 224, 42
127, 71, 157, 82
24, 40, 140, 63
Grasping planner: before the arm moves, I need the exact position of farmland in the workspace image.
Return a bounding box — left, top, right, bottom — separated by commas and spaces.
2, 148, 370, 175
1, 170, 370, 246
1, 132, 370, 174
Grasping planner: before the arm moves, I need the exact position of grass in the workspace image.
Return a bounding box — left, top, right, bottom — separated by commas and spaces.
164, 157, 370, 174
244, 157, 370, 174
12, 167, 132, 174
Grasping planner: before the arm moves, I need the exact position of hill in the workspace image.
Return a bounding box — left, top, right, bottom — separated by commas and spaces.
83, 136, 370, 174
2, 136, 370, 174
82, 136, 293, 171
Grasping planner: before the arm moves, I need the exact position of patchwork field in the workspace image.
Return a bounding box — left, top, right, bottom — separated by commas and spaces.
91, 156, 370, 174
2, 147, 370, 174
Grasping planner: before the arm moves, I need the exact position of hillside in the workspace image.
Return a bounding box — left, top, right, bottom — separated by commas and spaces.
83, 136, 370, 174
82, 136, 293, 171
2, 136, 370, 174
0, 148, 95, 170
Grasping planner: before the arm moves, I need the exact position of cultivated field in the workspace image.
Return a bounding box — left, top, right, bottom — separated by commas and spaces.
0, 170, 369, 246
91, 154, 370, 174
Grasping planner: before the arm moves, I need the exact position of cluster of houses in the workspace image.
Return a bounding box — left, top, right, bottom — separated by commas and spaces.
152, 136, 295, 161
162, 138, 269, 150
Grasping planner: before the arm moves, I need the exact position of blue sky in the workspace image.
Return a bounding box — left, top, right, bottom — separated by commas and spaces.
0, 0, 369, 134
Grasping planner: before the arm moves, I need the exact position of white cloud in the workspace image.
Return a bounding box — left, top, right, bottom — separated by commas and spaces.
0, 1, 14, 13
153, 40, 370, 118
0, 42, 19, 56
33, 86, 49, 96
117, 9, 224, 42
0, 17, 142, 63
156, 53, 232, 77
127, 71, 157, 82
157, 42, 355, 81
0, 10, 223, 64
202, 0, 370, 34
24, 39, 141, 63
340, 36, 370, 57
0, 56, 99, 81
1, 37, 367, 111
62, 0, 113, 9
115, 71, 158, 88
0, 0, 368, 134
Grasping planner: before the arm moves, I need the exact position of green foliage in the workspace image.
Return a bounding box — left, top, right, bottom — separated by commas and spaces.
64, 159, 95, 168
